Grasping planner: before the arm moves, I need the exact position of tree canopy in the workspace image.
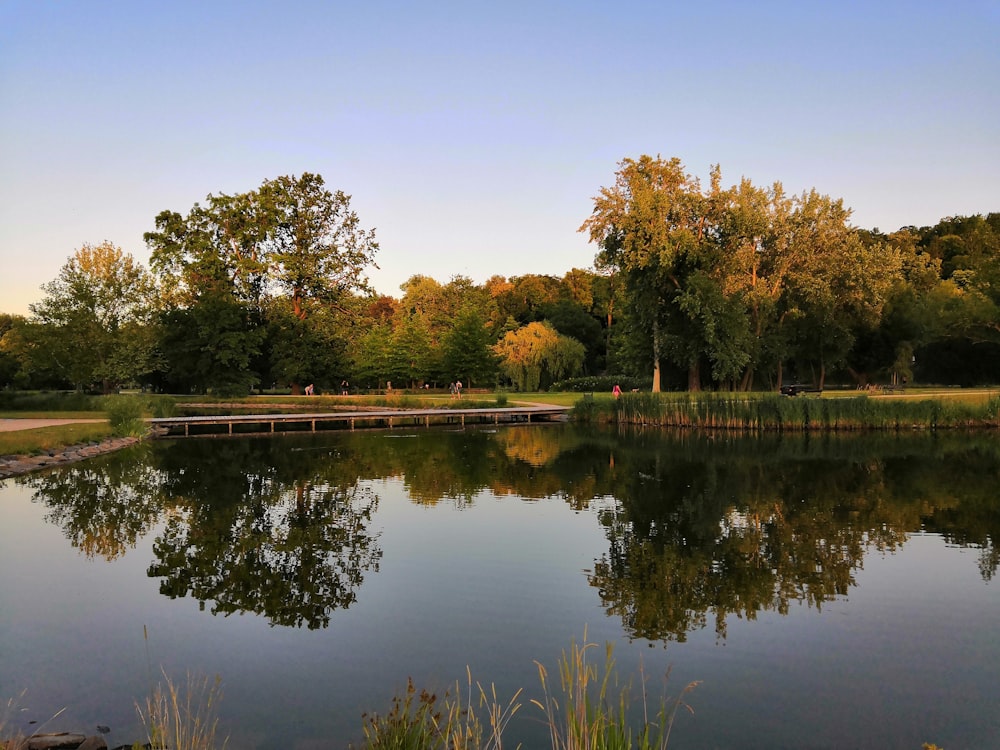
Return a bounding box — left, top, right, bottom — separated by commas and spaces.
5, 165, 997, 393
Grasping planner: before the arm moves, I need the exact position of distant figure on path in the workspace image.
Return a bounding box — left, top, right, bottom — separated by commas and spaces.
456, 380, 463, 398
305, 383, 315, 396
612, 384, 622, 399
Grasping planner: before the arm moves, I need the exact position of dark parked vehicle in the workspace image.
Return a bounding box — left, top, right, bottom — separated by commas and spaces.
780, 383, 821, 396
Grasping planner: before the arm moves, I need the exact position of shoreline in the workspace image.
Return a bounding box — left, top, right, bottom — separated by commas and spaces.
0, 436, 141, 480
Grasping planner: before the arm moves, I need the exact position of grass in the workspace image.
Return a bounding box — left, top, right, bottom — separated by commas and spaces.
357, 670, 522, 750
136, 670, 227, 750
0, 422, 112, 457
102, 395, 147, 437
532, 635, 698, 750
355, 633, 696, 750
573, 391, 1000, 431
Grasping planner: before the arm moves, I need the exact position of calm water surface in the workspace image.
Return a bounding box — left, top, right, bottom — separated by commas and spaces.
1, 425, 999, 749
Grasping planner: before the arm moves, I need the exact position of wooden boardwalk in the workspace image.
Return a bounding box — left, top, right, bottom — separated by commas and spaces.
150, 405, 570, 437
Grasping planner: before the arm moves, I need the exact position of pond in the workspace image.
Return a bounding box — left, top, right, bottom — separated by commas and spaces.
1, 424, 999, 749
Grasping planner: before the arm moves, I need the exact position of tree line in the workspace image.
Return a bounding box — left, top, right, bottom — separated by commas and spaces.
1, 160, 998, 394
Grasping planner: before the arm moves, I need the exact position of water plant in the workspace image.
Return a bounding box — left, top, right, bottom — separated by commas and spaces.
572, 391, 1000, 431
357, 634, 696, 750
532, 635, 698, 750
102, 395, 147, 437
357, 669, 522, 750
135, 669, 227, 750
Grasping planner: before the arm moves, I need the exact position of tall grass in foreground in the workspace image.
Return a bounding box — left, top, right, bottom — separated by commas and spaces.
356, 635, 697, 750
136, 670, 227, 750
358, 669, 522, 750
574, 392, 1000, 431
532, 637, 698, 750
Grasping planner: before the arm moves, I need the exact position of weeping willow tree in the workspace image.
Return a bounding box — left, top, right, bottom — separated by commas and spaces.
493, 321, 584, 391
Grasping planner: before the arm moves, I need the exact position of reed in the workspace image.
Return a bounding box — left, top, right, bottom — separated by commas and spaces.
356, 669, 522, 750
572, 392, 1000, 432
358, 634, 695, 750
101, 395, 147, 437
531, 634, 698, 750
136, 669, 227, 750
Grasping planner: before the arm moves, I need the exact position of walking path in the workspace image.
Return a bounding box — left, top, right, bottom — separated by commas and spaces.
0, 418, 105, 432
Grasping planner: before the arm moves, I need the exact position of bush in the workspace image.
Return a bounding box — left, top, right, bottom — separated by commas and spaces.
102, 395, 147, 437
0, 390, 102, 412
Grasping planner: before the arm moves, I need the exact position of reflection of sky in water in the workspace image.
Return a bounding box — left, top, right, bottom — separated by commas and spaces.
1, 428, 999, 750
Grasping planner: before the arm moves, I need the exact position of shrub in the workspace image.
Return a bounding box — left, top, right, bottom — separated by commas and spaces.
102, 395, 147, 437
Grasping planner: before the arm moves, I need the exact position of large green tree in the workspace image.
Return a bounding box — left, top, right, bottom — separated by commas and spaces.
583, 155, 904, 391
441, 306, 498, 387
146, 173, 378, 393
15, 242, 157, 391
261, 173, 379, 320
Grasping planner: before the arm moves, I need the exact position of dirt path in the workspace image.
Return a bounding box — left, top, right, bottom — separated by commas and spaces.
0, 418, 105, 432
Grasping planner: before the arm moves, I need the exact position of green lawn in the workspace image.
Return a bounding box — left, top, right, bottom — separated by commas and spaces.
0, 422, 113, 457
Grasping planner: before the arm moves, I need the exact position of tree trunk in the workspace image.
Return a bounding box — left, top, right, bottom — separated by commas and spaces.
651, 318, 661, 393
776, 361, 783, 390
688, 360, 701, 391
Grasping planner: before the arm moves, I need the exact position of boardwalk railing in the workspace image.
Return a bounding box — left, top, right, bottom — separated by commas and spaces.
150, 405, 570, 437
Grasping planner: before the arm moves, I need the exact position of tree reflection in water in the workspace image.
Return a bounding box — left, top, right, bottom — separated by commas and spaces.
21, 426, 1000, 637
588, 430, 1000, 643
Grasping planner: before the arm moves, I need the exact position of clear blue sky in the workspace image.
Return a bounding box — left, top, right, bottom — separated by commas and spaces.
2, 0, 998, 315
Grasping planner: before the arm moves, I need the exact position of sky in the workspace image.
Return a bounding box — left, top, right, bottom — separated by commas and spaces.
1, 0, 998, 316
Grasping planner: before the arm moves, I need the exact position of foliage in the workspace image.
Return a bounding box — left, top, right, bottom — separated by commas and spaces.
494, 322, 585, 391
260, 173, 379, 319
10, 242, 158, 391
145, 172, 378, 393
0, 391, 103, 411
581, 155, 903, 391
356, 671, 521, 750
102, 395, 148, 437
441, 306, 499, 388
0, 314, 28, 389
156, 292, 263, 396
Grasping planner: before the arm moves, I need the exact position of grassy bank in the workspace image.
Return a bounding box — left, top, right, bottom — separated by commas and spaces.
572, 391, 1000, 431
0, 423, 113, 457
